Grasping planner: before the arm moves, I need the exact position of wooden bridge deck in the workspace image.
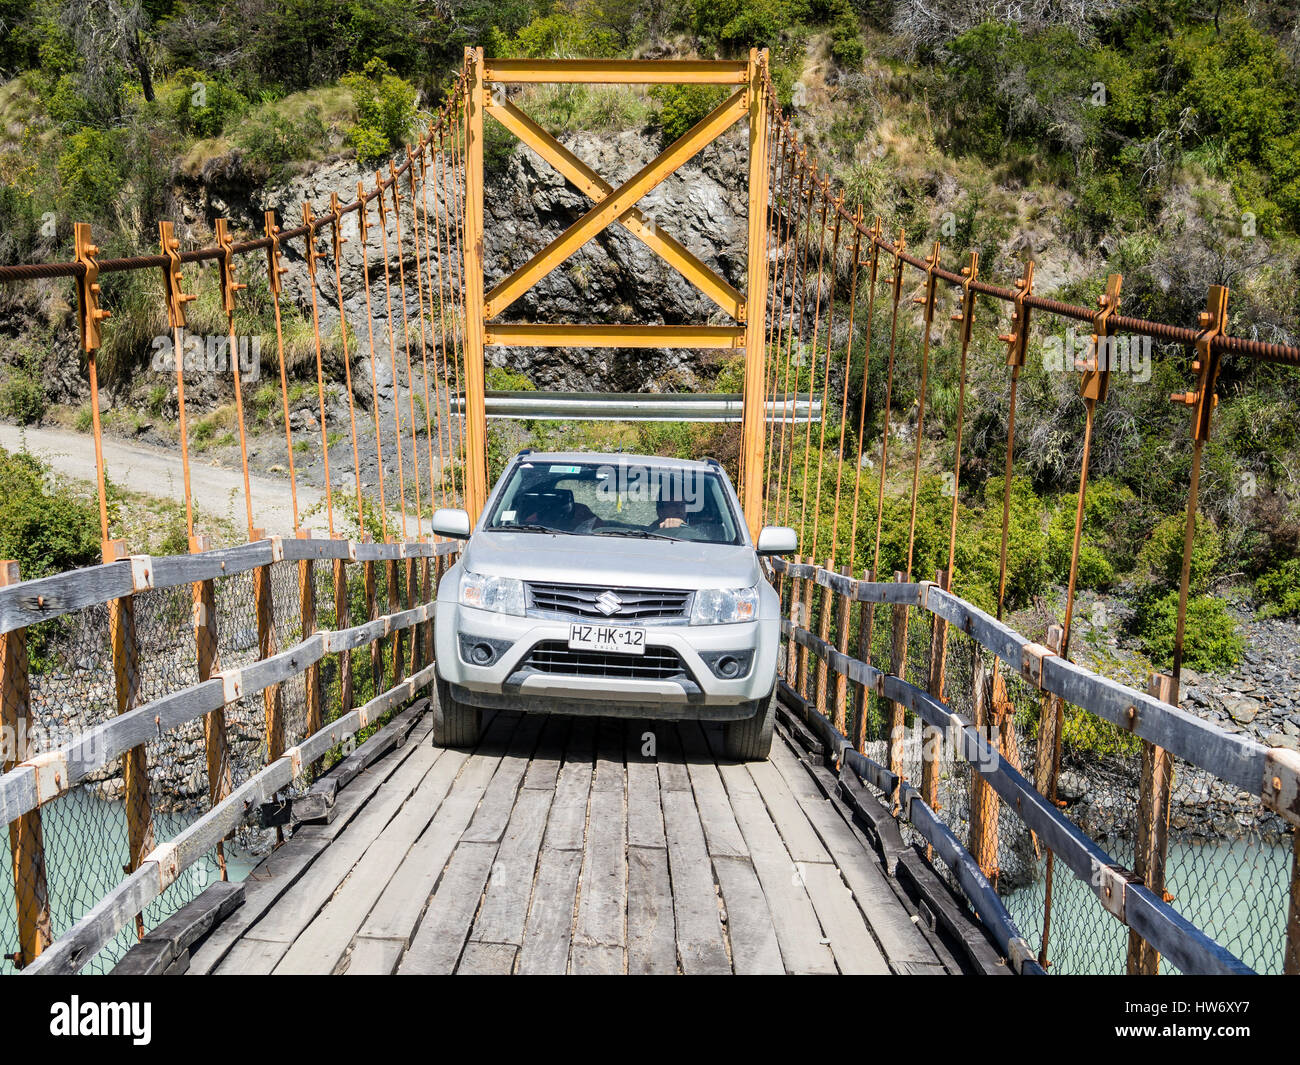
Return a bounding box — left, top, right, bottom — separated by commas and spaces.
188, 705, 986, 975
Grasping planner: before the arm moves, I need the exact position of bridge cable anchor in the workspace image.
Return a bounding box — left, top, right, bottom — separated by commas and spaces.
73, 223, 110, 352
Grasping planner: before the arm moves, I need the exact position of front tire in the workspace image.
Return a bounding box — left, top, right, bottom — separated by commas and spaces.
723, 691, 776, 761
434, 675, 482, 748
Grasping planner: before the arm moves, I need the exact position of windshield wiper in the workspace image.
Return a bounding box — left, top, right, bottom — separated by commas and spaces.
487, 523, 564, 535
592, 527, 676, 541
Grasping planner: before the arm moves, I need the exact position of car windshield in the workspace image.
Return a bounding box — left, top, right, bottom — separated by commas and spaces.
484, 459, 743, 546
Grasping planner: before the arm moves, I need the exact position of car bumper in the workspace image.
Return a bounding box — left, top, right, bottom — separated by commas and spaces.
435, 601, 778, 719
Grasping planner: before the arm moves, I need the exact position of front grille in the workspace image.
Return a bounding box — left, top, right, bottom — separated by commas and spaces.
523, 641, 689, 681
527, 582, 692, 621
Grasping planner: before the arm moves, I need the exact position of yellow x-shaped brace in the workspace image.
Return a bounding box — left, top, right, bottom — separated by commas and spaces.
482, 88, 749, 321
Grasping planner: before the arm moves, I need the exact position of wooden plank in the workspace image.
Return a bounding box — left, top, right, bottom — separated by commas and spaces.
114, 939, 173, 975
461, 713, 544, 843
654, 721, 691, 793
542, 718, 595, 852
470, 786, 553, 946
342, 936, 403, 975
627, 844, 676, 974
660, 789, 730, 974
799, 863, 889, 974
0, 559, 133, 634
770, 741, 939, 969
517, 847, 583, 975
712, 855, 782, 974
213, 731, 443, 971
679, 723, 748, 859
746, 759, 831, 865
398, 841, 498, 974
522, 714, 566, 791
570, 944, 623, 974
192, 723, 436, 972
357, 720, 511, 944
138, 881, 244, 960
573, 722, 626, 956
23, 865, 156, 975
713, 750, 835, 974
458, 941, 518, 975
626, 720, 666, 850
271, 744, 463, 974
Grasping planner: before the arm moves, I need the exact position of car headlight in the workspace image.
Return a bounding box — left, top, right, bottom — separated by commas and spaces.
691, 584, 760, 625
459, 570, 525, 616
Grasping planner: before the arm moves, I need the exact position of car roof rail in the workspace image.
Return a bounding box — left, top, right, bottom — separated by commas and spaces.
517, 448, 533, 457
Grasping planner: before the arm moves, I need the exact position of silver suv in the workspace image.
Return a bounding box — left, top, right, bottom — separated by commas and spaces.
431, 452, 797, 760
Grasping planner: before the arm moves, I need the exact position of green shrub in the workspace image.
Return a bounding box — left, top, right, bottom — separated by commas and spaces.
1256, 559, 1300, 618
512, 9, 620, 58
1044, 479, 1140, 591
1060, 704, 1142, 759
56, 128, 123, 218
486, 366, 537, 391
0, 368, 45, 424
1136, 511, 1221, 596
0, 447, 102, 580
235, 104, 328, 178
1133, 592, 1243, 673
165, 69, 249, 138
651, 84, 726, 144
342, 59, 416, 168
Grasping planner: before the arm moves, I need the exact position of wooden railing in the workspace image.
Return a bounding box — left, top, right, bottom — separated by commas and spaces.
0, 536, 456, 974
770, 557, 1300, 975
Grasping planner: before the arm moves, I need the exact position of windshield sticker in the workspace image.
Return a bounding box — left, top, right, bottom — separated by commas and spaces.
501, 510, 516, 522
548, 465, 582, 474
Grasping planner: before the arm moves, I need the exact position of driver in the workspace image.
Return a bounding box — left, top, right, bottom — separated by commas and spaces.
652, 496, 688, 530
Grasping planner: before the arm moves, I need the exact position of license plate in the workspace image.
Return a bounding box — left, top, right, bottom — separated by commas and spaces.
568, 623, 646, 655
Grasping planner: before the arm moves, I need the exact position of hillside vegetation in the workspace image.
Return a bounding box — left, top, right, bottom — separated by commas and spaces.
1, 0, 1298, 671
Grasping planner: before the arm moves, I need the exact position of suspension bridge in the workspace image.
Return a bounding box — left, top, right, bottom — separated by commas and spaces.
0, 50, 1297, 976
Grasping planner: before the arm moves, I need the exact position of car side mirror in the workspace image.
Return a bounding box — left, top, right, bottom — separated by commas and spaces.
756, 526, 797, 556
432, 508, 472, 540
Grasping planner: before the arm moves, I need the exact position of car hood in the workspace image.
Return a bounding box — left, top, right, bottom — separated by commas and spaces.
462, 530, 760, 590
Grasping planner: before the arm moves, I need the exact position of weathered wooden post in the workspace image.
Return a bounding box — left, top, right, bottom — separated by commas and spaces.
1128, 671, 1177, 974
0, 561, 51, 966
387, 556, 404, 687
252, 529, 285, 761
363, 534, 381, 696
967, 646, 999, 878
104, 539, 155, 937
786, 556, 802, 685
833, 564, 851, 733
852, 569, 875, 752
921, 569, 950, 822
1035, 621, 1065, 967
1033, 623, 1065, 799
420, 554, 434, 666
461, 46, 489, 524
334, 551, 354, 721
190, 534, 230, 877
888, 570, 909, 812
297, 530, 322, 740
406, 553, 420, 674
797, 557, 817, 699
814, 558, 833, 716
